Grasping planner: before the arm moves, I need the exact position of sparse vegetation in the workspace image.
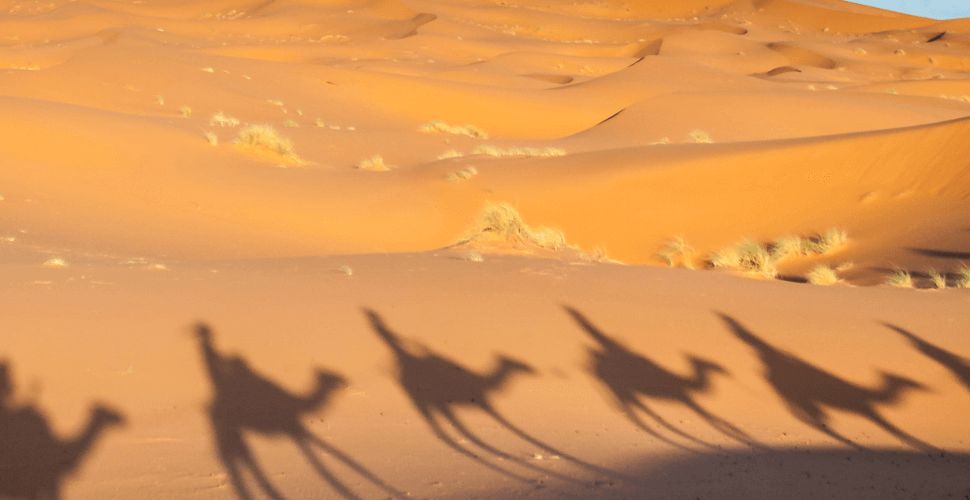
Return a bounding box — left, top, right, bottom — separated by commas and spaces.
43, 257, 68, 268
235, 124, 302, 162
156, 95, 164, 105
802, 228, 847, 255
888, 269, 913, 288
180, 106, 192, 118
204, 131, 218, 146
710, 239, 777, 278
928, 269, 946, 289
957, 266, 970, 288
438, 149, 464, 160
807, 264, 840, 285
358, 155, 389, 171
420, 121, 488, 139
209, 111, 239, 127
337, 265, 353, 275
458, 202, 566, 250
472, 145, 566, 157
657, 237, 696, 269
687, 130, 712, 144
283, 120, 299, 128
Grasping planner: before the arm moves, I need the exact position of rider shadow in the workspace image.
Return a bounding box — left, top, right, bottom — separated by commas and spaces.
884, 323, 970, 397
0, 360, 126, 500
363, 308, 607, 485
564, 307, 752, 451
195, 323, 404, 500
717, 312, 937, 452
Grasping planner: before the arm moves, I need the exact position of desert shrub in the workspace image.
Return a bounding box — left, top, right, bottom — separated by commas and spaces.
957, 266, 970, 288
807, 264, 839, 285
888, 269, 913, 288
928, 269, 946, 289
771, 235, 807, 261
180, 106, 192, 118
204, 131, 218, 146
710, 239, 776, 278
657, 237, 696, 269
688, 130, 712, 143
357, 155, 389, 171
803, 228, 847, 254
437, 149, 464, 160
472, 145, 565, 157
235, 124, 304, 164
420, 121, 488, 139
209, 111, 239, 127
283, 120, 299, 128
458, 202, 566, 250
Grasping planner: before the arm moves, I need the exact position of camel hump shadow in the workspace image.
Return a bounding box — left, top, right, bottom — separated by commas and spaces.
716, 312, 936, 452
0, 360, 126, 500
195, 323, 404, 500
564, 306, 752, 449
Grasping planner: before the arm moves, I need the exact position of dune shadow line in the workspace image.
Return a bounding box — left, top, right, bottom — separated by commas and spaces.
0, 361, 125, 500
196, 323, 405, 500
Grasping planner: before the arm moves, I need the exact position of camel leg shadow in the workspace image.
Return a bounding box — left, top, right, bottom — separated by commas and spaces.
302, 431, 410, 499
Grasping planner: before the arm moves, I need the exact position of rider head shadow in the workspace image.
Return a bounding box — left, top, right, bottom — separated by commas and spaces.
717, 312, 936, 452
564, 307, 753, 451
195, 323, 405, 500
0, 360, 125, 500
363, 308, 606, 485
884, 322, 970, 398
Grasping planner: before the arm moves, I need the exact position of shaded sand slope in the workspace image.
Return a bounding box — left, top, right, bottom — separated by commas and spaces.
1, 253, 969, 498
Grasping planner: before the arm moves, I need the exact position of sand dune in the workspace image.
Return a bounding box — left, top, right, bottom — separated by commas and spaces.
2, 0, 970, 498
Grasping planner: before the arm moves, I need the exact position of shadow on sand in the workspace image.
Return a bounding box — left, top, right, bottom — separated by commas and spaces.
564, 307, 753, 451
363, 308, 614, 486
717, 312, 937, 452
195, 323, 404, 500
885, 322, 970, 397
0, 360, 125, 500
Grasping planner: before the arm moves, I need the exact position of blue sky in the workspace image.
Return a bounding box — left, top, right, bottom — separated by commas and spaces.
850, 1, 970, 19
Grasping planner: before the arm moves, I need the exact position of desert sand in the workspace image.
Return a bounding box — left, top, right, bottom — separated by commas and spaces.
2, 0, 970, 498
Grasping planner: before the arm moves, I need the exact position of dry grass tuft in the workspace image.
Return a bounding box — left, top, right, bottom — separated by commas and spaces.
888, 269, 913, 288
235, 124, 303, 163
358, 155, 389, 171
458, 202, 566, 250
710, 239, 776, 278
657, 237, 696, 269
807, 264, 840, 285
688, 130, 712, 143
956, 266, 970, 288
473, 145, 566, 157
283, 120, 299, 128
437, 149, 464, 160
180, 106, 192, 118
209, 111, 240, 127
204, 131, 218, 146
43, 257, 68, 268
928, 269, 946, 289
420, 121, 488, 139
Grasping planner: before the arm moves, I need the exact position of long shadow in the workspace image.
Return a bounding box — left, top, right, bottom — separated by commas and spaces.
717, 312, 937, 452
363, 308, 609, 486
0, 360, 125, 500
907, 247, 970, 260
884, 323, 970, 397
564, 307, 753, 451
196, 323, 404, 500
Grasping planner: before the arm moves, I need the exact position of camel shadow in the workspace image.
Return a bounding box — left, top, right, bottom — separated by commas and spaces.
195, 323, 404, 500
0, 360, 125, 500
564, 307, 752, 451
717, 312, 936, 452
363, 308, 603, 485
884, 323, 970, 397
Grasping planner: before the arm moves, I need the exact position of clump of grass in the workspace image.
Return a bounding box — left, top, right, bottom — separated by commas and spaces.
43, 257, 68, 268
156, 95, 165, 105
854, 48, 867, 55
928, 269, 946, 289
180, 106, 192, 118
771, 235, 807, 261
267, 99, 284, 106
420, 121, 488, 139
437, 149, 464, 160
657, 237, 696, 269
209, 111, 239, 127
650, 137, 671, 145
472, 145, 566, 157
956, 265, 970, 288
315, 118, 326, 127
458, 202, 566, 250
357, 155, 389, 171
283, 119, 299, 128
888, 269, 913, 288
463, 252, 484, 262
710, 239, 776, 278
337, 265, 353, 275
204, 131, 218, 146
807, 264, 840, 285
687, 130, 712, 144
235, 124, 302, 161
802, 228, 847, 255
201, 67, 215, 73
